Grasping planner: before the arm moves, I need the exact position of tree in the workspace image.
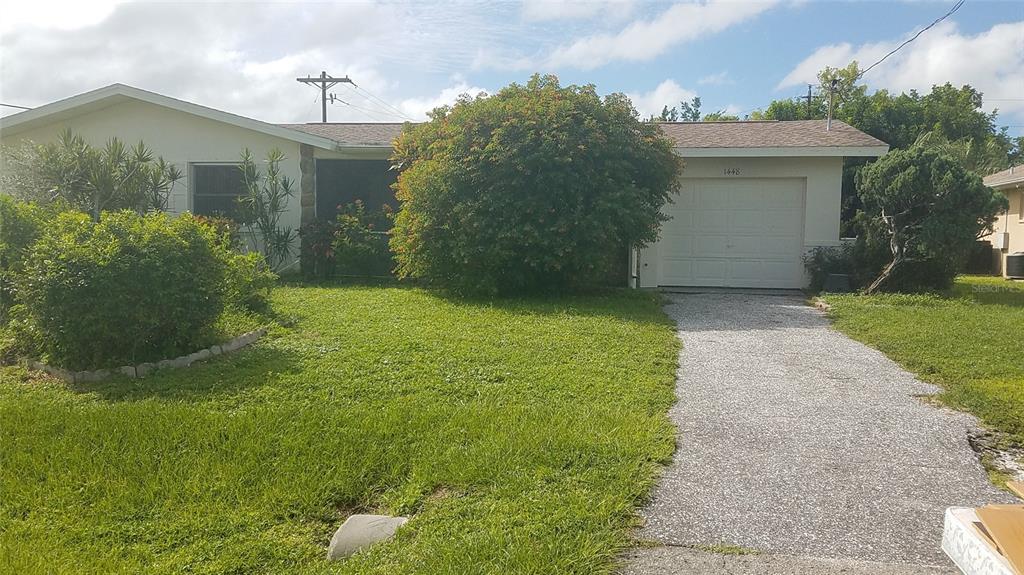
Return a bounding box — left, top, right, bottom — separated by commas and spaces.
856, 147, 1007, 294
754, 62, 1016, 235
238, 149, 297, 272
390, 74, 683, 294
678, 96, 701, 122
0, 130, 181, 221
701, 111, 740, 122
655, 96, 701, 122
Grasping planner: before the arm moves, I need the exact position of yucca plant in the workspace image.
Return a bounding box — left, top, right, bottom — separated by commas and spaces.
237, 148, 297, 272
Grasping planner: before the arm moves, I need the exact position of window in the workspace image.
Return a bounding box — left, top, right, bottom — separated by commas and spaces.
192, 163, 245, 218
1019, 190, 1023, 223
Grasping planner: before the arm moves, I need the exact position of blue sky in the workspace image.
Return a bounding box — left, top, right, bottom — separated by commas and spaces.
2, 1, 1022, 136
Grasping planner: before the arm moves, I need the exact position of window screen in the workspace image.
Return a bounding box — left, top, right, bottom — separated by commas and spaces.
192, 164, 245, 218
315, 160, 397, 225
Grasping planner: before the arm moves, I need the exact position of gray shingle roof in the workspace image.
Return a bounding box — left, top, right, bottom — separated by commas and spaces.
278, 119, 887, 150
277, 123, 405, 147
984, 165, 1024, 188
655, 119, 887, 149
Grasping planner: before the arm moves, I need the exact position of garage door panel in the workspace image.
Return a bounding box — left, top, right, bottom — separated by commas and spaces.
659, 178, 805, 289
664, 210, 695, 233
728, 185, 762, 208
692, 235, 733, 258
763, 208, 802, 232
673, 186, 697, 209
661, 259, 696, 284
694, 210, 729, 232
661, 235, 696, 258
759, 236, 803, 257
692, 260, 728, 284
727, 235, 768, 258
731, 210, 765, 233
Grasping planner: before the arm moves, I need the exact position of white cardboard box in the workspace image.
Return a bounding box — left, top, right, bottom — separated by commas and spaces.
942, 507, 1014, 575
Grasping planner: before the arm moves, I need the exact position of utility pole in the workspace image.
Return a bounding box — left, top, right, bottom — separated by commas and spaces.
804, 85, 813, 118
296, 71, 354, 123
826, 78, 838, 131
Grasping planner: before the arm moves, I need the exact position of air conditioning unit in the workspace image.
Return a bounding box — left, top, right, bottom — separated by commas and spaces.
993, 232, 1010, 250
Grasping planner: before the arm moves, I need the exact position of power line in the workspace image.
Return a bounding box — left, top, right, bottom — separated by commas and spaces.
856, 0, 965, 80
1, 103, 32, 110
329, 97, 405, 122
347, 84, 414, 121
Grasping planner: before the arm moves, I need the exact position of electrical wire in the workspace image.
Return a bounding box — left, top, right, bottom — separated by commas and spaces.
856, 0, 965, 80
1, 103, 32, 110
347, 84, 415, 121
328, 97, 405, 122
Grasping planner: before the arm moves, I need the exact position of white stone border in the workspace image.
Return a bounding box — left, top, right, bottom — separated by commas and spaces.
25, 327, 268, 383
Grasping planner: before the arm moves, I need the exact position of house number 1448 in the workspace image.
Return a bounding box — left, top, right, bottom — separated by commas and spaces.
723, 168, 741, 176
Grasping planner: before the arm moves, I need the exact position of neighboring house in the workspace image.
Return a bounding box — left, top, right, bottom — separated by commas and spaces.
983, 165, 1024, 277
0, 83, 888, 288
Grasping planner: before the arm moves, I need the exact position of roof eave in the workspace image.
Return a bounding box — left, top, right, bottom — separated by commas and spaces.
1, 84, 340, 151
674, 145, 889, 158
984, 176, 1024, 189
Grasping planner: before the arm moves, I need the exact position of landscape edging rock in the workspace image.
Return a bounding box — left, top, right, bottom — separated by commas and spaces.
25, 327, 268, 384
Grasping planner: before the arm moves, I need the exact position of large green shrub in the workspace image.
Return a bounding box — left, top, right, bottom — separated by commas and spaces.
17, 211, 237, 369
390, 74, 682, 294
0, 196, 46, 320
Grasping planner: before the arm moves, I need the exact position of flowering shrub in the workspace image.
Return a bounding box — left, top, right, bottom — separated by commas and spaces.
299, 201, 395, 279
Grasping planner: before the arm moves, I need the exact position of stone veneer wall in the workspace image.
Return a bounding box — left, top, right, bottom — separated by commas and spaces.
300, 143, 316, 225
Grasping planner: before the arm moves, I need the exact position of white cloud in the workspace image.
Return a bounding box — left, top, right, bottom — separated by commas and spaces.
0, 2, 510, 122
698, 71, 733, 86
778, 20, 1024, 123
398, 83, 489, 121
625, 79, 697, 119
719, 103, 744, 117
546, 0, 778, 69
0, 0, 124, 33
521, 0, 635, 22
471, 49, 535, 72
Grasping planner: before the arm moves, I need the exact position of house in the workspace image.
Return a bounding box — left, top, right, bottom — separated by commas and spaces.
0, 83, 889, 289
983, 165, 1024, 277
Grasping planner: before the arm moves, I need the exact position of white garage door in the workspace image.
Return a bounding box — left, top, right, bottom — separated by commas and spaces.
659, 178, 805, 288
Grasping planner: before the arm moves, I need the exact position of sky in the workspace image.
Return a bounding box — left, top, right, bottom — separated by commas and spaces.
1, 0, 1022, 136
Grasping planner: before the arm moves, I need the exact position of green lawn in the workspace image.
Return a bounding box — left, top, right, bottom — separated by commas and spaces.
824, 276, 1024, 444
0, 285, 679, 574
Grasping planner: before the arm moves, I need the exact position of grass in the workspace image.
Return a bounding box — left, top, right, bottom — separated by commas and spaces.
0, 285, 680, 574
823, 275, 1024, 445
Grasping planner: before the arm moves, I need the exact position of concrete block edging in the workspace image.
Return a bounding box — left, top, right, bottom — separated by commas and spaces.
25, 327, 268, 384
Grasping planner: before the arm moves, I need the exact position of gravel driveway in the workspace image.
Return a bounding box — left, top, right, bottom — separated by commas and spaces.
624, 293, 1014, 574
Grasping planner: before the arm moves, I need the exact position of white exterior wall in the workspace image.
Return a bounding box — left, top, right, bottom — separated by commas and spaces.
0, 100, 304, 234
637, 155, 844, 288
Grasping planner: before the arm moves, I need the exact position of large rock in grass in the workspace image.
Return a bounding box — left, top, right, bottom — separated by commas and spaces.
327, 514, 408, 560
